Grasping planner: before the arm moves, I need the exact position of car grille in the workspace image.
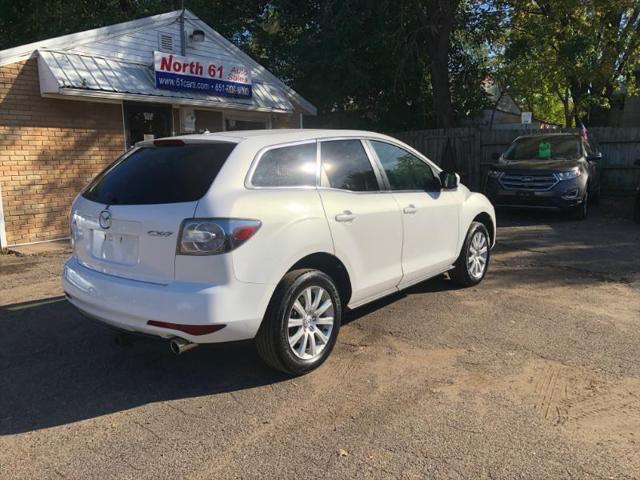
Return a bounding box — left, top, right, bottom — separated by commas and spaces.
499, 173, 558, 191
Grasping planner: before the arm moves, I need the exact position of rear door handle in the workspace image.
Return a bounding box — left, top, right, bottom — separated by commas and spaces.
403, 204, 417, 214
335, 210, 355, 222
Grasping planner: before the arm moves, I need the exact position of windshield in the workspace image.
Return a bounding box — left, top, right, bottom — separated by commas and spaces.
82, 142, 236, 205
503, 136, 582, 161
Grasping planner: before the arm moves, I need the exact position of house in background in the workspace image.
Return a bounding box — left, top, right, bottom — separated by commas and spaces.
600, 95, 640, 127
469, 78, 558, 130
619, 96, 640, 126
0, 10, 316, 247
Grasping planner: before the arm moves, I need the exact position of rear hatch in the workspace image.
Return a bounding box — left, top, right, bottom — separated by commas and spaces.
71, 140, 236, 284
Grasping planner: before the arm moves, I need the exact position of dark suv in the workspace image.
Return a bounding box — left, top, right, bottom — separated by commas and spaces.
484, 133, 601, 219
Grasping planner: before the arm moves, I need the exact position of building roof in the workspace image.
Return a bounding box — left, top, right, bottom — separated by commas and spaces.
482, 78, 521, 116
37, 50, 294, 113
0, 10, 316, 115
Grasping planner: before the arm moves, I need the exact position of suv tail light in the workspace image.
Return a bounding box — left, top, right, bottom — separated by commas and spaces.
178, 218, 261, 255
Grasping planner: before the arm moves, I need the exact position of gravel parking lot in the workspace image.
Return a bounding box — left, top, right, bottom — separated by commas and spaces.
1, 200, 639, 479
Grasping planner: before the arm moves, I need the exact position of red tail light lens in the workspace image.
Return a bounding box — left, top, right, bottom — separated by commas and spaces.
232, 225, 260, 242
153, 139, 185, 147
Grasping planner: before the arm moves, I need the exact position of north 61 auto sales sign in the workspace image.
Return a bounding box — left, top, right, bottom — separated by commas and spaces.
154, 51, 252, 99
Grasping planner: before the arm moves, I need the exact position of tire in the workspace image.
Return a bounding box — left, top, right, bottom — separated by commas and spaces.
255, 269, 341, 375
449, 222, 491, 287
570, 190, 588, 220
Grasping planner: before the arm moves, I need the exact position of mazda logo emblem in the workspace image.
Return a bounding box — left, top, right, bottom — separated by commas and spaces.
99, 210, 112, 229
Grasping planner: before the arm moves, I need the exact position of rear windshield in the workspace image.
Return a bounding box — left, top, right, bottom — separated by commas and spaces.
503, 136, 582, 161
82, 143, 236, 205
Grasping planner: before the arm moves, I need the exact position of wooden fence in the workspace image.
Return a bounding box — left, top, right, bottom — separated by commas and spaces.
391, 127, 640, 195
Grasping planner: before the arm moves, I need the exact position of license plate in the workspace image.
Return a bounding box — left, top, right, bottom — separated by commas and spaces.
515, 191, 535, 197
91, 230, 139, 265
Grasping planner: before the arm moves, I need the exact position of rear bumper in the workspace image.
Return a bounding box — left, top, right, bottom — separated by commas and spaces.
62, 257, 273, 344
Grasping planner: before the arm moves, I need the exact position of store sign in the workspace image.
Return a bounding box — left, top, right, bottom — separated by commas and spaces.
154, 51, 252, 99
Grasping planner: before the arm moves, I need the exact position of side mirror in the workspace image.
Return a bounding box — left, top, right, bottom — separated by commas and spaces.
491, 152, 501, 161
587, 152, 602, 162
439, 171, 459, 190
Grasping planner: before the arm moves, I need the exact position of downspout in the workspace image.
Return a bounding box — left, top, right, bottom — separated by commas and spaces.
0, 181, 7, 248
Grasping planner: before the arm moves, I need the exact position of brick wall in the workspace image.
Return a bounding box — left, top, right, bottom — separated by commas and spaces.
272, 113, 300, 129
0, 57, 124, 245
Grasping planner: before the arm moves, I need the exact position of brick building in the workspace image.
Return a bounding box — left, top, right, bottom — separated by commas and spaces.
0, 10, 316, 247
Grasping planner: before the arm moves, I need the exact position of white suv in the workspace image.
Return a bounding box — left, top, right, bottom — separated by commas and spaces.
63, 129, 495, 374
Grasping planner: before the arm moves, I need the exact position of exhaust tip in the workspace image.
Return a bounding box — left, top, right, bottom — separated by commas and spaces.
169, 338, 181, 355
169, 337, 198, 355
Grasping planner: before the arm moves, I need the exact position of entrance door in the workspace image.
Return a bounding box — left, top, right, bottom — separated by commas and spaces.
123, 102, 173, 148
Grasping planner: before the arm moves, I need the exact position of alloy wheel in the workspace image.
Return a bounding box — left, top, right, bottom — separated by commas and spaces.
467, 231, 488, 280
287, 286, 335, 360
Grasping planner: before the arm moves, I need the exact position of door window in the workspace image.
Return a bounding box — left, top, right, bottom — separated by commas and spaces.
370, 141, 439, 191
320, 140, 380, 192
251, 143, 317, 187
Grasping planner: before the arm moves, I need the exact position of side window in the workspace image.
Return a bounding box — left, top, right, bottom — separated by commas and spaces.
321, 139, 380, 192
370, 141, 439, 191
251, 143, 317, 187
583, 139, 593, 157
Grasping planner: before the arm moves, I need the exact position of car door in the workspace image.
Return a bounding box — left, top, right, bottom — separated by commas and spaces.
367, 140, 461, 288
317, 139, 403, 306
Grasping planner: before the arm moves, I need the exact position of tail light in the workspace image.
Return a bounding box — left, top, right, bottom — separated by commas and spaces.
177, 218, 261, 255
154, 139, 185, 147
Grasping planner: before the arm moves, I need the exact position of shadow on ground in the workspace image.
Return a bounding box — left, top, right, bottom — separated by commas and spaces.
0, 301, 287, 435
0, 274, 463, 436
494, 204, 640, 283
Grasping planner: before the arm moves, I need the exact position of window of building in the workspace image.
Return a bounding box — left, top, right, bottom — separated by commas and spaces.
123, 102, 173, 148
225, 118, 267, 131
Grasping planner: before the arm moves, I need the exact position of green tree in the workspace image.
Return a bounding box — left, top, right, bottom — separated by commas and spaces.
252, 0, 495, 129
495, 0, 640, 126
